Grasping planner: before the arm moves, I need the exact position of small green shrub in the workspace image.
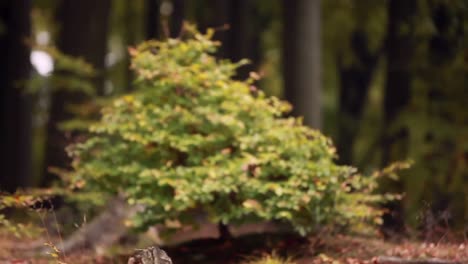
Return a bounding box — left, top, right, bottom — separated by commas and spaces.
0, 192, 44, 238
66, 24, 393, 235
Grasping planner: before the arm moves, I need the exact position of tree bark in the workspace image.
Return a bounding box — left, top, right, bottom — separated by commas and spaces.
0, 0, 33, 192
146, 0, 161, 40
283, 0, 322, 129
211, 0, 260, 79
217, 222, 232, 241
336, 31, 380, 164
228, 0, 261, 79
44, 196, 138, 254
382, 0, 417, 166
43, 0, 111, 186
381, 0, 418, 233
169, 0, 184, 38
56, 0, 110, 90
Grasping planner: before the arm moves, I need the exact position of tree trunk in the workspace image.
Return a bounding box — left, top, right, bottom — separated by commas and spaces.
228, 0, 260, 79
0, 0, 33, 192
283, 0, 322, 129
336, 31, 379, 164
43, 0, 111, 186
42, 196, 138, 254
382, 0, 417, 166
146, 0, 161, 40
214, 0, 260, 79
123, 0, 145, 91
381, 0, 418, 233
217, 222, 232, 241
56, 0, 110, 91
169, 0, 184, 38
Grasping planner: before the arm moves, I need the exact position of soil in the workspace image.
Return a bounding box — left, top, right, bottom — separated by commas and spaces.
1, 231, 467, 263
164, 232, 309, 263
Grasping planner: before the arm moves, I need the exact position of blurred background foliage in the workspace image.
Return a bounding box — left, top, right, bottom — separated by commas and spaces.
0, 0, 467, 233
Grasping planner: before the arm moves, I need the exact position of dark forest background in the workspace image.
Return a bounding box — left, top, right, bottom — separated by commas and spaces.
1, 0, 467, 231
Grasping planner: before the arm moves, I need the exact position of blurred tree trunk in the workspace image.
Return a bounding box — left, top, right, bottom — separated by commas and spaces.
0, 0, 33, 192
43, 0, 111, 186
381, 0, 418, 232
382, 0, 417, 166
228, 0, 261, 79
213, 0, 260, 79
145, 0, 161, 40
56, 0, 110, 94
209, 0, 229, 57
283, 0, 322, 129
419, 1, 468, 224
336, 31, 379, 164
169, 0, 184, 38
123, 0, 145, 91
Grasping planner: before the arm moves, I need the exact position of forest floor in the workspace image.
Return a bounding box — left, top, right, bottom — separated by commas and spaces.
1, 231, 467, 264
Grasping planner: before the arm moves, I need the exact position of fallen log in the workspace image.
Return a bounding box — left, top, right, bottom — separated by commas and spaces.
41, 196, 282, 255
38, 196, 139, 255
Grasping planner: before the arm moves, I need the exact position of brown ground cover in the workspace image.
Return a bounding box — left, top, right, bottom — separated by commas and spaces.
1, 231, 467, 263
